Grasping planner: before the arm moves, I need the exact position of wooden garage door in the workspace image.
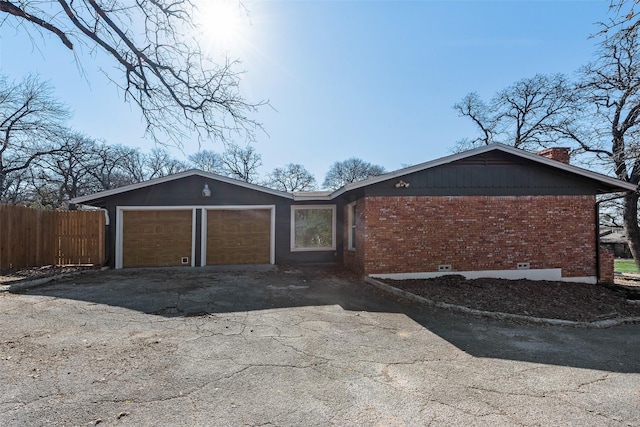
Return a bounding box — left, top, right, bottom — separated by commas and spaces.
122, 210, 192, 268
206, 209, 271, 265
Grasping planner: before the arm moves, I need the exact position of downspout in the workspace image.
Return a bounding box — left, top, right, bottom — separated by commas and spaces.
103, 208, 110, 267
69, 203, 110, 267
595, 201, 600, 282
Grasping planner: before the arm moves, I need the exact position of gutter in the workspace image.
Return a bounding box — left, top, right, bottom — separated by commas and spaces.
596, 201, 600, 282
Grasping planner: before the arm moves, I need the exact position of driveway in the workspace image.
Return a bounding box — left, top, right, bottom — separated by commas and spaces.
0, 266, 638, 426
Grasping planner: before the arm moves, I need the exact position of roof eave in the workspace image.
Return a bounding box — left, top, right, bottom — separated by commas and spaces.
292, 194, 333, 201
330, 143, 638, 198
70, 169, 294, 205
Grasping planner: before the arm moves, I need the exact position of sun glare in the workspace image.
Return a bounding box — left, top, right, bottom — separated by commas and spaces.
196, 0, 249, 53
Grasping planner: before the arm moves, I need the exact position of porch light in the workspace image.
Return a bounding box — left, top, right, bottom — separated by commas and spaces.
395, 180, 410, 188
202, 184, 212, 197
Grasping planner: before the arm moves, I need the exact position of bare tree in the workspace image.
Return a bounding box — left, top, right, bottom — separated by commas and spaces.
452, 92, 496, 148
0, 165, 30, 204
323, 158, 385, 190
600, 197, 626, 228
453, 74, 576, 152
29, 132, 102, 208
118, 147, 147, 184
0, 74, 70, 200
93, 145, 184, 184
606, 1, 640, 32
25, 142, 192, 208
571, 26, 640, 266
188, 150, 225, 174
220, 143, 261, 183
0, 0, 264, 146
265, 163, 317, 192
453, 24, 640, 267
145, 147, 189, 179
86, 143, 144, 190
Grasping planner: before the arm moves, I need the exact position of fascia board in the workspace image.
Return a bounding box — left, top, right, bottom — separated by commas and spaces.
292, 192, 333, 201
71, 169, 294, 204
329, 143, 637, 198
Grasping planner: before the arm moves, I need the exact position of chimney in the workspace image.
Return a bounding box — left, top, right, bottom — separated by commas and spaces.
536, 147, 570, 164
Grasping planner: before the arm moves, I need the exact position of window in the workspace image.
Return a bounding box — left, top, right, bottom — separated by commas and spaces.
348, 202, 357, 251
291, 205, 336, 251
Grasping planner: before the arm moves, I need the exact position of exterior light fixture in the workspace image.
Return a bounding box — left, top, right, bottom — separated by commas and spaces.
202, 184, 212, 197
395, 180, 410, 188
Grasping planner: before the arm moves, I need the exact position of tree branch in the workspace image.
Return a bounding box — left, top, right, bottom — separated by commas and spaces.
0, 1, 73, 49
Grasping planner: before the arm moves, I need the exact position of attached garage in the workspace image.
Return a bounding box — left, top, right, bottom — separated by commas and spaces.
119, 208, 195, 268
115, 204, 276, 269
204, 208, 272, 265
70, 170, 341, 270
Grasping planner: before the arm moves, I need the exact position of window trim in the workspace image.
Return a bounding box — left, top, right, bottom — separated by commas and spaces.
347, 202, 357, 251
290, 205, 337, 252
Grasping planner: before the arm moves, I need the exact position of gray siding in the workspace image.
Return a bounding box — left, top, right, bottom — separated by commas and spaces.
92, 175, 342, 267
361, 152, 603, 197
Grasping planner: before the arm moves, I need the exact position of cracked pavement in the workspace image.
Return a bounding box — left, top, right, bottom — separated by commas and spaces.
0, 266, 639, 426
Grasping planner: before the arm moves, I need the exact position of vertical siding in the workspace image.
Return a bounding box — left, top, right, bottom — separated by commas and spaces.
0, 205, 105, 270
56, 210, 106, 265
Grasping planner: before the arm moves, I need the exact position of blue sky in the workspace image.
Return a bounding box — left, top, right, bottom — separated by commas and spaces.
0, 0, 612, 185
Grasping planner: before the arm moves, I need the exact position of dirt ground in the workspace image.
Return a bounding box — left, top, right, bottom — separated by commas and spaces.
2, 265, 639, 323
0, 265, 101, 284
385, 275, 640, 323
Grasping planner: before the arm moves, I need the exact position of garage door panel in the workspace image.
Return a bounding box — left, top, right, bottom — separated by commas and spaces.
206, 209, 271, 265
123, 210, 192, 268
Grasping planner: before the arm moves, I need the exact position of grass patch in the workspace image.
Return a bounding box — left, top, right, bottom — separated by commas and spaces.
614, 259, 640, 273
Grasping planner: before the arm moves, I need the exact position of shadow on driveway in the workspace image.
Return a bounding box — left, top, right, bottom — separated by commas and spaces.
13, 264, 640, 374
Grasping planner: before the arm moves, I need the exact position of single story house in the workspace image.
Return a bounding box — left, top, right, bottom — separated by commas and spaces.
71, 143, 637, 284
600, 227, 633, 259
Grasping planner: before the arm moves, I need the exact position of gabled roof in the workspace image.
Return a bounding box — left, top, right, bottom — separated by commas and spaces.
330, 143, 637, 197
72, 144, 637, 205
71, 169, 294, 204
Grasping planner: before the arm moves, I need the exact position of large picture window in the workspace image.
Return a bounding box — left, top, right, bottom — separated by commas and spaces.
291, 206, 336, 251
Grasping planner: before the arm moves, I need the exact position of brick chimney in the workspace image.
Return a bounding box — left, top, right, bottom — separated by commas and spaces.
536, 147, 570, 164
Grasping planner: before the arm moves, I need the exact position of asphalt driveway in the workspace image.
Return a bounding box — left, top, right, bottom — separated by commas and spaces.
1, 266, 639, 426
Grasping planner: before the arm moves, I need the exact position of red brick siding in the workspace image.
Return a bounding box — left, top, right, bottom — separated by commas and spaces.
360, 195, 596, 278
598, 246, 614, 284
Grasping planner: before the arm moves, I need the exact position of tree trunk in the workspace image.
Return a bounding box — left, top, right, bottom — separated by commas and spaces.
623, 192, 640, 268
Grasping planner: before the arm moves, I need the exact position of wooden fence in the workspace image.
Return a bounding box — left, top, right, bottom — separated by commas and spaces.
0, 205, 105, 271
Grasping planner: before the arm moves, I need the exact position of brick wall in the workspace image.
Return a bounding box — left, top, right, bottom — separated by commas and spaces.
357, 195, 597, 278
598, 246, 614, 284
